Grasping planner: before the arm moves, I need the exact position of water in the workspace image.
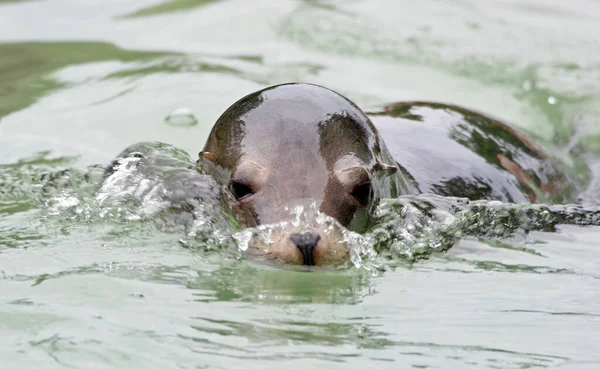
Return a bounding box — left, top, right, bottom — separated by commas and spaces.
1, 0, 600, 368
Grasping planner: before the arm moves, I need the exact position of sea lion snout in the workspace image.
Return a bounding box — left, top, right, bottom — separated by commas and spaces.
242, 221, 350, 267
234, 201, 351, 267
290, 231, 321, 266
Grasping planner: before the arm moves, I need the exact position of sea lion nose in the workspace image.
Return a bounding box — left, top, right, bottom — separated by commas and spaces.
290, 232, 321, 266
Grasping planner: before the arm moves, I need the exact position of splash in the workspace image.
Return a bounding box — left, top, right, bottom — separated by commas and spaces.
232, 201, 378, 270
27, 142, 600, 269
38, 143, 235, 251
370, 194, 600, 262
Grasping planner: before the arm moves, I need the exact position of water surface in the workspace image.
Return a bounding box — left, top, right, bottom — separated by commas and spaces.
1, 1, 600, 368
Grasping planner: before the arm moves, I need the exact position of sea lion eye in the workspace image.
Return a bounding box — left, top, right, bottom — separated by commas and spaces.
229, 180, 254, 201
350, 182, 372, 207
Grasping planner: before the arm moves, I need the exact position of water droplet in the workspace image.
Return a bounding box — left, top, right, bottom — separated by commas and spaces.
165, 107, 198, 126
547, 96, 557, 105
232, 230, 253, 251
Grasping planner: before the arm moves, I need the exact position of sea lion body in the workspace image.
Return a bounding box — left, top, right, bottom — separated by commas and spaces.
102, 83, 578, 267
368, 101, 574, 204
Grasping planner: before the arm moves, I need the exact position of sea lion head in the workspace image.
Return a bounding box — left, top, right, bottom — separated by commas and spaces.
197, 83, 400, 267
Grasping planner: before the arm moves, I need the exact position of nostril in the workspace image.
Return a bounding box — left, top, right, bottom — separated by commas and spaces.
290, 232, 321, 266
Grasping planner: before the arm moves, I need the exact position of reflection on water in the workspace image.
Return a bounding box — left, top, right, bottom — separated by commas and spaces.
119, 0, 220, 19
0, 42, 168, 120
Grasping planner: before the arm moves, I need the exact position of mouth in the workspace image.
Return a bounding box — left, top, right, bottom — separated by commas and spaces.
298, 245, 315, 266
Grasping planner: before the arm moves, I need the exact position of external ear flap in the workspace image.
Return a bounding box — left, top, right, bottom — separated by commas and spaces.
381, 163, 398, 175
373, 159, 398, 175
199, 151, 215, 162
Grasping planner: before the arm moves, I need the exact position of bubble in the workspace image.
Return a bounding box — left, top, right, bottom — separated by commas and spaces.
164, 107, 198, 126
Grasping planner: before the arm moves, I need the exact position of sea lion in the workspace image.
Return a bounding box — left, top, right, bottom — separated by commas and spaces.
195, 83, 577, 267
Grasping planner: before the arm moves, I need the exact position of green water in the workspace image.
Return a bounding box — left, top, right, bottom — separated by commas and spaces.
1, 1, 600, 368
